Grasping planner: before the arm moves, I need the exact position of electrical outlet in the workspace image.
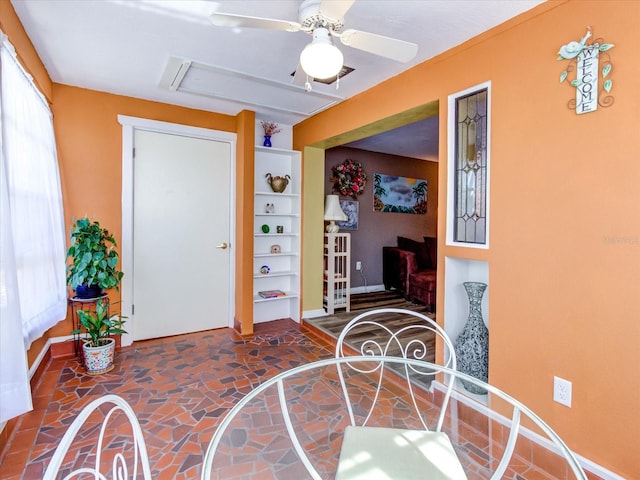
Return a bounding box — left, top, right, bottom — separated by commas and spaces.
553, 376, 572, 407
355, 261, 362, 271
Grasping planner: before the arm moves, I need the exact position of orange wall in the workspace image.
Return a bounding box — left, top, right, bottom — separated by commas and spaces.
294, 1, 639, 477
234, 109, 256, 335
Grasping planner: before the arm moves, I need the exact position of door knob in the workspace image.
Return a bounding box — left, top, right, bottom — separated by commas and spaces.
215, 242, 228, 249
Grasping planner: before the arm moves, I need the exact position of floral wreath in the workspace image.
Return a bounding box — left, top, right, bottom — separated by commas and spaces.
331, 159, 367, 199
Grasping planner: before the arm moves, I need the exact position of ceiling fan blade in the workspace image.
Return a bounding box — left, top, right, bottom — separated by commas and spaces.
319, 0, 355, 22
210, 13, 301, 32
339, 29, 418, 62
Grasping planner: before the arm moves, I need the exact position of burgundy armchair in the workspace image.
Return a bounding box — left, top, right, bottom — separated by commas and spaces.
383, 236, 437, 311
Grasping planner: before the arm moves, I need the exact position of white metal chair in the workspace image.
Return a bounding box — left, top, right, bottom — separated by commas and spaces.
335, 308, 456, 430
42, 394, 152, 480
200, 357, 587, 480
334, 308, 459, 479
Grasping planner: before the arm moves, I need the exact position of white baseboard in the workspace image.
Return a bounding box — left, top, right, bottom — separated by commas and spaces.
432, 381, 625, 480
350, 284, 385, 295
303, 286, 388, 319
576, 456, 626, 480
302, 309, 327, 319
29, 334, 76, 380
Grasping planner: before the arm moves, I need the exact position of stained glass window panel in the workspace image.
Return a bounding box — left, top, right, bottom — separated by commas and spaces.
454, 89, 488, 244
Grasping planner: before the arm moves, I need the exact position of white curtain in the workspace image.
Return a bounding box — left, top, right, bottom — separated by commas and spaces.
0, 154, 32, 421
0, 32, 67, 422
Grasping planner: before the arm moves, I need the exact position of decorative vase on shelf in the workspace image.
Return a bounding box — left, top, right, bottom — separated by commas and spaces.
265, 173, 290, 193
454, 281, 489, 395
263, 135, 272, 147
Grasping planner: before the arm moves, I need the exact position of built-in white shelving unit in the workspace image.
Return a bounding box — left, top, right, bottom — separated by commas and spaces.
253, 146, 301, 323
323, 233, 351, 314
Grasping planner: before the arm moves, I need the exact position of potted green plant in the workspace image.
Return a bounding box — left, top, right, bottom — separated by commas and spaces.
66, 218, 124, 299
72, 298, 127, 375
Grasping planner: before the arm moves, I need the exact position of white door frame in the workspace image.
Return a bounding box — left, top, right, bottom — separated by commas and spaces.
118, 115, 236, 346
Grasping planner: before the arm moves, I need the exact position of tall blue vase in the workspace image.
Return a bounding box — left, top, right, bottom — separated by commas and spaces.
263, 135, 272, 147
454, 281, 489, 394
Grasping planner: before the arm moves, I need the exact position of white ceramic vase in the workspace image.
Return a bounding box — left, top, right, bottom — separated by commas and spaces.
82, 338, 115, 375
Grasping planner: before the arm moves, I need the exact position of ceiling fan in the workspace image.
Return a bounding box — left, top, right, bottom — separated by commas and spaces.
210, 0, 418, 89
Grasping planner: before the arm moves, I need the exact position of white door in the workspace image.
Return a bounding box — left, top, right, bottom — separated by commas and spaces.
131, 129, 231, 340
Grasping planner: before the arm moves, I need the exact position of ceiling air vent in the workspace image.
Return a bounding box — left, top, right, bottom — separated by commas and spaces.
159, 57, 191, 91
159, 56, 344, 118
290, 66, 354, 85
314, 66, 355, 85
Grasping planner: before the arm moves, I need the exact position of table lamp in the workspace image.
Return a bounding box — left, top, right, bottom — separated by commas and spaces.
324, 195, 348, 233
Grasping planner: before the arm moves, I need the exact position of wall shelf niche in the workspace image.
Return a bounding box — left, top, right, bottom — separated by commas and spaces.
253, 146, 301, 323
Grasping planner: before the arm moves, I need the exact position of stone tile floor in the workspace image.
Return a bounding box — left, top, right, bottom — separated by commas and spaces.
0, 319, 587, 479
0, 320, 334, 480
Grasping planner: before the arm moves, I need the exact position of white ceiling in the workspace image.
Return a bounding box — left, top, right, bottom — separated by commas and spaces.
11, 0, 543, 158
343, 115, 439, 161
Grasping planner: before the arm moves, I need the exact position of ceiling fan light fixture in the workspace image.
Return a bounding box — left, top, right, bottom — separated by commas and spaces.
300, 27, 344, 80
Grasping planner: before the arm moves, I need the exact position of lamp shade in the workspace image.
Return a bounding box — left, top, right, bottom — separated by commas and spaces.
300, 27, 344, 80
324, 195, 347, 233
324, 195, 348, 221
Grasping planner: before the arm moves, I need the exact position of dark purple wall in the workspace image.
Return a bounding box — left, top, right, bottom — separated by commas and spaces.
325, 147, 438, 289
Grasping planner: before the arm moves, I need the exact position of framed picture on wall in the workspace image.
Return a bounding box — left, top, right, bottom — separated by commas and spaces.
373, 173, 427, 214
337, 200, 359, 230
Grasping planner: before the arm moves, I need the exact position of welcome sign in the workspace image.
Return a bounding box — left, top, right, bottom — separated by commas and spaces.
557, 28, 614, 115
575, 45, 599, 114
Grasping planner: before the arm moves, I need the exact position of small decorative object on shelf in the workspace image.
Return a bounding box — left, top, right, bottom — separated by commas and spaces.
265, 173, 290, 193
261, 224, 270, 233
454, 281, 489, 395
270, 244, 281, 254
265, 203, 275, 213
260, 120, 281, 147
258, 289, 286, 299
276, 225, 284, 234
331, 158, 367, 199
260, 265, 270, 275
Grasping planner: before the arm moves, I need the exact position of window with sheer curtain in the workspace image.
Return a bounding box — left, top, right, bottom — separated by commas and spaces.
0, 32, 67, 422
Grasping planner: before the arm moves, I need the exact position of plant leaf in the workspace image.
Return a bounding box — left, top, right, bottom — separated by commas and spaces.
599, 43, 615, 52
602, 64, 611, 78
570, 79, 582, 87
604, 79, 612, 93
560, 70, 568, 83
